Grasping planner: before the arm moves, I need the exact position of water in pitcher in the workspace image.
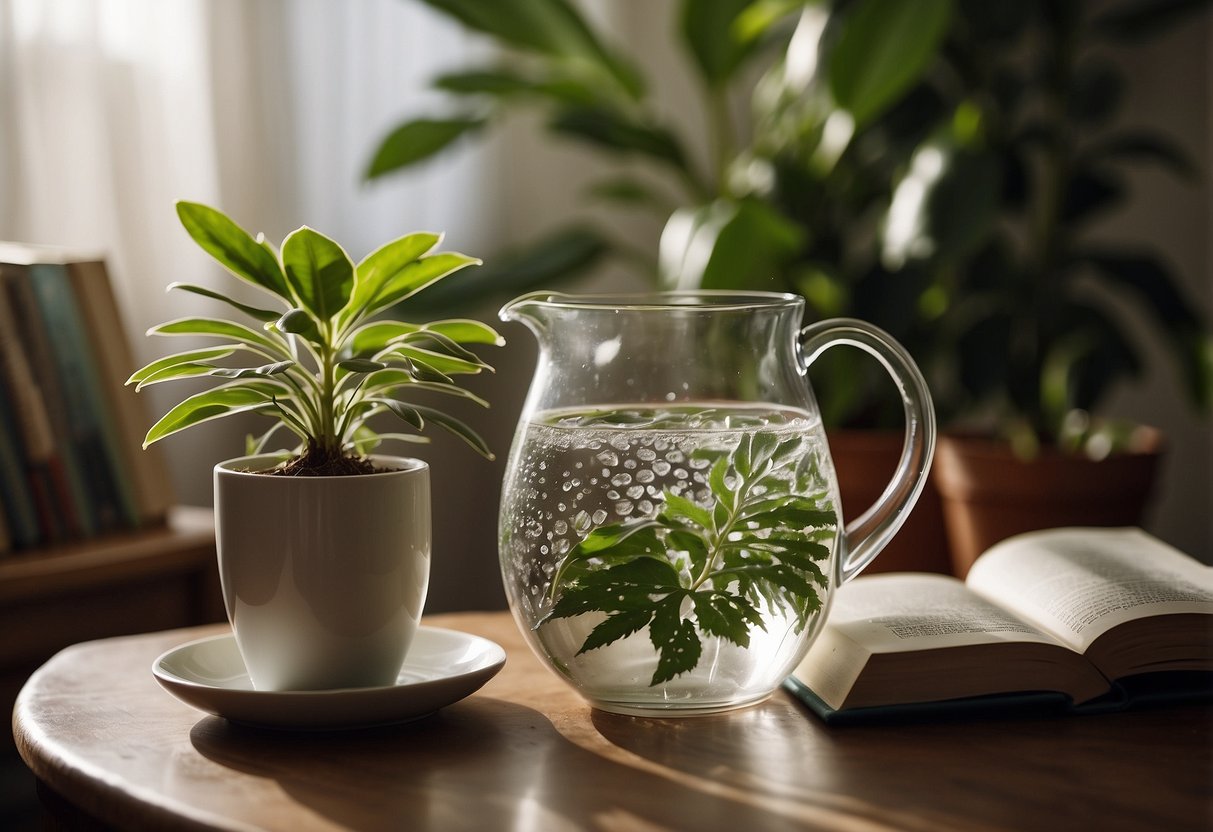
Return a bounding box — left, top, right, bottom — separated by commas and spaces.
499, 403, 841, 713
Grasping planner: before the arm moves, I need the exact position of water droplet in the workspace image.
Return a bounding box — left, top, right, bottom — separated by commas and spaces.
596, 450, 619, 467
615, 500, 634, 516
638, 500, 654, 514
636, 469, 655, 483
623, 459, 637, 469
646, 485, 661, 498
638, 448, 656, 461
626, 485, 644, 499
554, 539, 570, 555
573, 510, 591, 533
610, 473, 632, 487
553, 520, 568, 535
653, 461, 671, 476
557, 502, 566, 512
592, 509, 608, 524
667, 450, 685, 463
607, 490, 620, 500
654, 439, 669, 452
562, 482, 574, 492
673, 468, 688, 480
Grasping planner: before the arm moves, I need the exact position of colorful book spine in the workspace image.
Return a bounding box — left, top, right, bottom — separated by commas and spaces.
27, 262, 139, 531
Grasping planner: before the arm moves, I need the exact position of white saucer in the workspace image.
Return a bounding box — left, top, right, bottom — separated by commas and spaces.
152, 626, 506, 730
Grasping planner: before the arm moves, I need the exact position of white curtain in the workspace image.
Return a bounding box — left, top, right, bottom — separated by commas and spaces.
0, 0, 496, 505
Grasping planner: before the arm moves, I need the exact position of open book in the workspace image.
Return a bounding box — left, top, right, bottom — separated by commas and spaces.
786, 527, 1213, 723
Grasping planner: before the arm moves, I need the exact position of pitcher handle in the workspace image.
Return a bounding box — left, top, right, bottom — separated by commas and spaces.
800, 318, 936, 583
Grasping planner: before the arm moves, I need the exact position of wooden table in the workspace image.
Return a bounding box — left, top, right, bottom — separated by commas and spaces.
12, 612, 1213, 832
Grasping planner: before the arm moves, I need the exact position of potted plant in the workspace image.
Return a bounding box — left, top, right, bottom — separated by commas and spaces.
865, 1, 1213, 572
366, 0, 959, 573
130, 202, 502, 690
371, 0, 1212, 576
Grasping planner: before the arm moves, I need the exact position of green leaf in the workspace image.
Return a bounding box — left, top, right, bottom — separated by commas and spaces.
550, 106, 688, 170
681, 0, 754, 87
281, 227, 355, 321
134, 362, 223, 390
346, 232, 442, 325
276, 309, 324, 345
149, 317, 288, 357
411, 404, 495, 459
434, 68, 600, 107
338, 358, 387, 374
363, 253, 482, 317
404, 225, 609, 313
128, 345, 239, 385
381, 344, 487, 376
649, 597, 702, 685
208, 360, 295, 380
144, 385, 271, 447
661, 490, 714, 530
659, 199, 803, 291
829, 0, 953, 127
176, 202, 289, 299
577, 609, 654, 655
707, 457, 734, 511
414, 0, 643, 98
1079, 249, 1213, 409
375, 399, 425, 431
352, 319, 503, 354
365, 118, 485, 179
166, 282, 282, 322
691, 591, 754, 647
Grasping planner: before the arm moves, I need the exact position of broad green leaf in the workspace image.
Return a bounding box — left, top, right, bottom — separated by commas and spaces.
829, 0, 953, 127
381, 344, 486, 376
586, 176, 674, 213
734, 0, 806, 44
434, 68, 600, 107
127, 345, 239, 385
401, 358, 455, 385
577, 609, 654, 655
411, 404, 495, 459
363, 253, 482, 317
659, 199, 803, 291
134, 362, 222, 390
661, 490, 714, 530
404, 225, 609, 314
649, 598, 701, 684
681, 0, 754, 87
176, 202, 289, 299
398, 330, 485, 365
691, 591, 756, 647
281, 227, 354, 321
166, 282, 282, 322
366, 118, 485, 179
570, 520, 663, 556
149, 317, 289, 357
374, 398, 425, 431
414, 0, 643, 98
144, 386, 271, 447
550, 107, 688, 170
708, 457, 734, 511
347, 232, 442, 324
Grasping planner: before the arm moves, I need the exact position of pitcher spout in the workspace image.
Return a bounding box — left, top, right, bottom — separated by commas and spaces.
499, 291, 570, 334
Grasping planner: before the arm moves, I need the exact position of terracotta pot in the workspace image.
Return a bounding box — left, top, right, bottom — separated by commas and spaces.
934, 432, 1165, 577
827, 430, 951, 575
214, 454, 431, 691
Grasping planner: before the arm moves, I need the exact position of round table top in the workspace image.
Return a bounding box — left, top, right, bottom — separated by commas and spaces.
13, 611, 1213, 832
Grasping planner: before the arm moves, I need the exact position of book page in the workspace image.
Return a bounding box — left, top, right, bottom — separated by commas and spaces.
827, 573, 1062, 653
966, 528, 1213, 652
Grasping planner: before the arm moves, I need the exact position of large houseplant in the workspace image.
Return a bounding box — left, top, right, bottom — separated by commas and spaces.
371, 0, 1212, 573
131, 202, 502, 689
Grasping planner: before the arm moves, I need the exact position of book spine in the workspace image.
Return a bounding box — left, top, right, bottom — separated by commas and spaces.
66, 260, 173, 525
27, 262, 138, 531
0, 378, 41, 549
2, 265, 91, 537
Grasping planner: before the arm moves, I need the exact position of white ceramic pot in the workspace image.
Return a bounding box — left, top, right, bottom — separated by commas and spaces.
214, 454, 431, 691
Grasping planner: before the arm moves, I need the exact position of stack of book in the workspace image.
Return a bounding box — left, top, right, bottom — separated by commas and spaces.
0, 243, 173, 554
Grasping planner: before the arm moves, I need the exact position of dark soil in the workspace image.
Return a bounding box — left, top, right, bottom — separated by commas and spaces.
263, 449, 381, 477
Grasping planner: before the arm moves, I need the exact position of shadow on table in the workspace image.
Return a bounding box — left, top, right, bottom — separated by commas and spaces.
190, 696, 813, 831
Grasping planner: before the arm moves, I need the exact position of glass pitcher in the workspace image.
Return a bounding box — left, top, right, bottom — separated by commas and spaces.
498, 292, 934, 716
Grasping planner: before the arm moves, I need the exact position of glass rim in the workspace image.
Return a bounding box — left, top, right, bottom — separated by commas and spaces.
503, 290, 803, 313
